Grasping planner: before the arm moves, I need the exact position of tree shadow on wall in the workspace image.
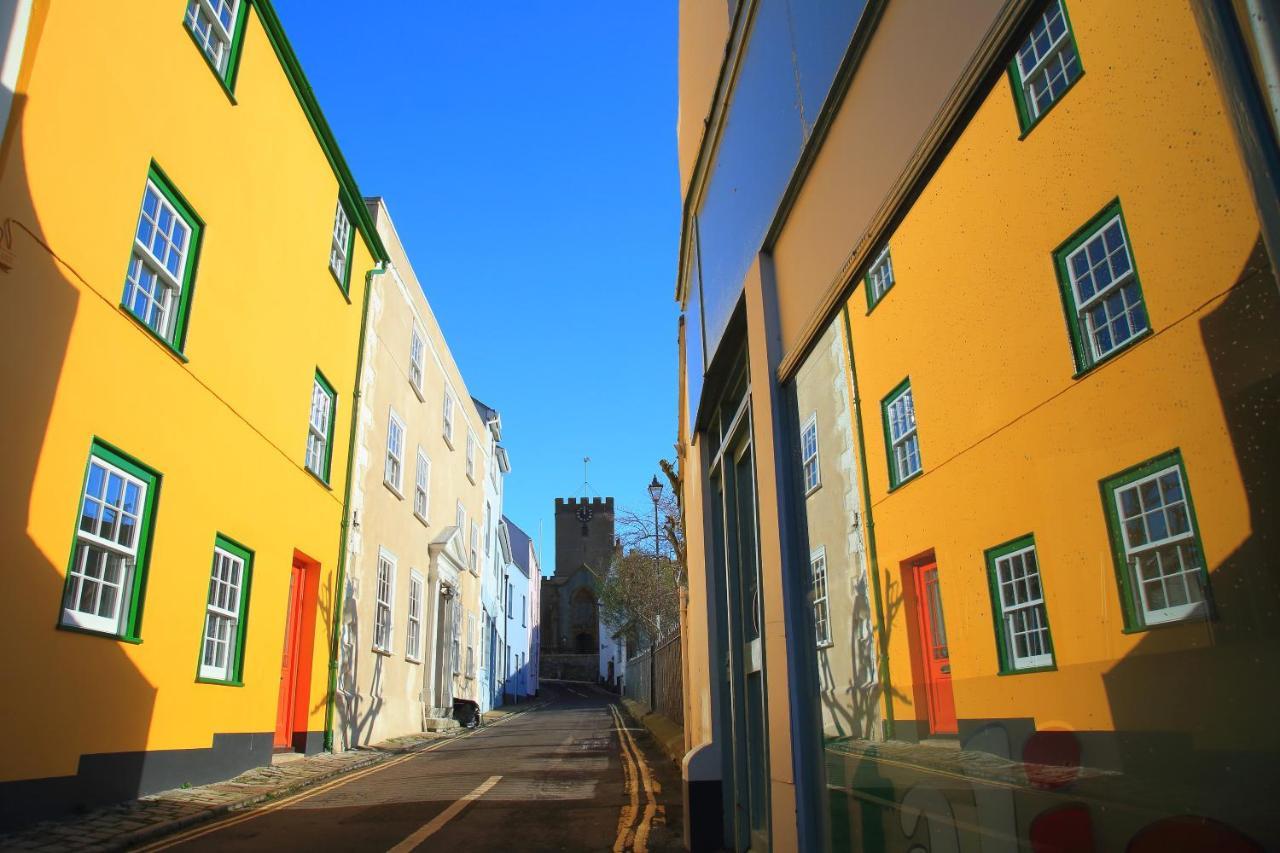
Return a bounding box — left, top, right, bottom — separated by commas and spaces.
819, 570, 907, 743
0, 92, 158, 828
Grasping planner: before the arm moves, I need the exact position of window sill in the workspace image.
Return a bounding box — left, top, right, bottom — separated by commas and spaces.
1071, 327, 1154, 380
443, 434, 455, 451
196, 676, 244, 687
372, 646, 392, 657
997, 663, 1057, 676
1121, 607, 1214, 635
804, 482, 822, 498
406, 656, 423, 665
56, 621, 142, 644
865, 287, 893, 315
384, 480, 405, 500
414, 511, 430, 528
410, 381, 425, 403
816, 640, 834, 650
119, 305, 190, 363
306, 467, 333, 490
1016, 72, 1085, 140
466, 473, 476, 485
886, 469, 923, 494
183, 26, 238, 106
330, 265, 352, 303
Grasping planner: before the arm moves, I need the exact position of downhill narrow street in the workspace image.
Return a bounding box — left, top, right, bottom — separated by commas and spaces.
134, 685, 683, 853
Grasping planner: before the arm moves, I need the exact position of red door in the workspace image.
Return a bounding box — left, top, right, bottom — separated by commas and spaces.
275, 563, 305, 750
913, 561, 957, 734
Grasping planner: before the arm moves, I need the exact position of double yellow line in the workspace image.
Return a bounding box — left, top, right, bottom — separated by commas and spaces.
136, 706, 539, 852
609, 703, 660, 853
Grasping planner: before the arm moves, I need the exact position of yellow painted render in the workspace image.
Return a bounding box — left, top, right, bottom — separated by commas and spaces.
832, 0, 1271, 742
742, 261, 798, 852
676, 0, 729, 201
1, 1, 376, 783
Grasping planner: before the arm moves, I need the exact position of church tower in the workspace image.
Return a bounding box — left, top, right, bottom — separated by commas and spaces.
539, 495, 615, 682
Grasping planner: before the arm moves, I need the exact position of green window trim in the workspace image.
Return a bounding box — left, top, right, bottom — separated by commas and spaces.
1099, 449, 1214, 633
307, 368, 338, 484
1052, 198, 1151, 376
330, 201, 356, 297
1007, 0, 1084, 137
121, 162, 205, 358
57, 439, 162, 643
984, 534, 1057, 674
881, 376, 922, 491
195, 533, 254, 686
183, 0, 251, 99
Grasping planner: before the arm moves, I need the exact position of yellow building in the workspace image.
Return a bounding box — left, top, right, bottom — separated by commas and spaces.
0, 0, 384, 823
675, 0, 1280, 850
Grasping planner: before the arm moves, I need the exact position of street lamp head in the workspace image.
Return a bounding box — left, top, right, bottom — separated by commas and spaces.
647, 475, 663, 505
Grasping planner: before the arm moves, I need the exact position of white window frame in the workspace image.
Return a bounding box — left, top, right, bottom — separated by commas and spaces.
442, 391, 455, 447
306, 376, 333, 479
123, 180, 191, 343
413, 448, 430, 523
466, 613, 477, 678
329, 199, 351, 284
992, 543, 1054, 669
406, 571, 424, 663
466, 431, 477, 482
1013, 0, 1081, 123
886, 383, 922, 485
522, 594, 527, 628
810, 546, 831, 647
469, 522, 480, 575
184, 0, 241, 76
373, 549, 396, 653
62, 458, 147, 635
456, 501, 467, 536
199, 545, 246, 681
1064, 213, 1146, 363
1113, 464, 1207, 625
867, 246, 895, 305
483, 503, 492, 556
801, 412, 820, 494
384, 408, 405, 495
408, 325, 426, 398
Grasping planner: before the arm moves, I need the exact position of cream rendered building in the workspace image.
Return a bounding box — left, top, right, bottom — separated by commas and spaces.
334, 199, 495, 747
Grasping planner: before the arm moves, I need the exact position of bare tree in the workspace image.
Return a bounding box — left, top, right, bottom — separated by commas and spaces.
600, 457, 686, 643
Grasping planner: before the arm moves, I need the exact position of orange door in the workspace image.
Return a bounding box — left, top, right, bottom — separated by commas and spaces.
913, 561, 957, 734
275, 564, 304, 750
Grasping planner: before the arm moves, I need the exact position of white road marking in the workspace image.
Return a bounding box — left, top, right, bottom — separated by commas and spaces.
386, 774, 502, 852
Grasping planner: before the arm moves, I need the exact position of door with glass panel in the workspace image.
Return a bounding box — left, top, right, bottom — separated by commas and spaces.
708, 369, 770, 852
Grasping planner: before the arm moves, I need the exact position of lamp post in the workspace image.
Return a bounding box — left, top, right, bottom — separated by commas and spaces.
647, 475, 663, 712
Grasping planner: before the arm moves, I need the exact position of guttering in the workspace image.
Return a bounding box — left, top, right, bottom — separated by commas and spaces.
248, 0, 389, 263
323, 260, 388, 751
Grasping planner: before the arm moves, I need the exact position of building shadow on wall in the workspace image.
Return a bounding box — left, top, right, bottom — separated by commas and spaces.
1096, 235, 1280, 848
0, 94, 159, 829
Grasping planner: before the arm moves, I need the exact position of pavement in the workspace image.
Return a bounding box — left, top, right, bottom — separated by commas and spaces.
0, 683, 683, 852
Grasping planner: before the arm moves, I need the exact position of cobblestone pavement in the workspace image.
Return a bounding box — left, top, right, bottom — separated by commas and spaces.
0, 726, 478, 853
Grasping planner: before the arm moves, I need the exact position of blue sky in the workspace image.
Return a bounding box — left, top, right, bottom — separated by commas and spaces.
274, 3, 681, 570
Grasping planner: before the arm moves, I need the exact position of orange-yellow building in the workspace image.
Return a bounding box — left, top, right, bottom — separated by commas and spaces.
0, 0, 385, 823
675, 0, 1280, 850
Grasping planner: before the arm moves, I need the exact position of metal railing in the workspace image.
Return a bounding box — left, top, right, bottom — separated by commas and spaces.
624, 632, 683, 726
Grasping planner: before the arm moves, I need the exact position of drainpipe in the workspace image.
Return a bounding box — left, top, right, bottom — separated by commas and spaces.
323, 261, 388, 752
841, 306, 895, 740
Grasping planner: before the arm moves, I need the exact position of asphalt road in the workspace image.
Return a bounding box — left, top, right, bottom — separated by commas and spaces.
136, 683, 684, 852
